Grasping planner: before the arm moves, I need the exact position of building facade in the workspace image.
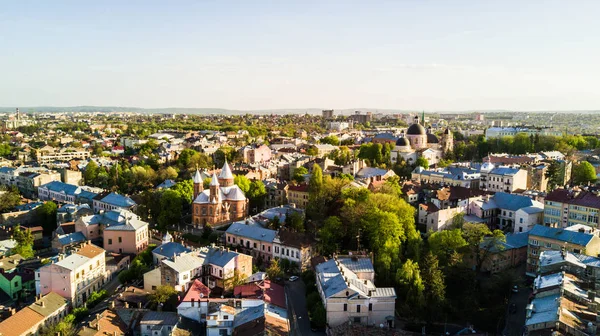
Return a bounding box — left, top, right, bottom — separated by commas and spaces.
192, 163, 249, 228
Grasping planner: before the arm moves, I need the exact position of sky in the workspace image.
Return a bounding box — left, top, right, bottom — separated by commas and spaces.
1, 1, 599, 111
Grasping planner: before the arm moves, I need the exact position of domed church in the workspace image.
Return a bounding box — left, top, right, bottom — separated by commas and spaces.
391, 115, 453, 166
191, 161, 249, 228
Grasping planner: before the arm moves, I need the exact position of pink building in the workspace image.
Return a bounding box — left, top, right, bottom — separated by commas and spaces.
103, 218, 149, 254
36, 242, 108, 307
241, 145, 272, 164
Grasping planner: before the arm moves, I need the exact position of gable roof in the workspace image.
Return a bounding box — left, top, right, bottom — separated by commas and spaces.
226, 222, 277, 243
529, 224, 594, 246
28, 292, 68, 317
152, 242, 191, 258
182, 279, 211, 302
492, 192, 537, 211
0, 307, 44, 336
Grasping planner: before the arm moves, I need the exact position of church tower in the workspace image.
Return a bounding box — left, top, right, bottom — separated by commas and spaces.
192, 169, 203, 200
218, 160, 234, 187
441, 127, 454, 154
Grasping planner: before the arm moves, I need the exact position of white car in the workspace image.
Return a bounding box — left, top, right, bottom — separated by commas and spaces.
289, 276, 299, 282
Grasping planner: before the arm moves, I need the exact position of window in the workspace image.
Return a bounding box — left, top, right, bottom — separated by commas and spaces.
108, 239, 112, 245
268, 246, 271, 252
530, 239, 539, 246
356, 305, 361, 313
223, 315, 229, 320
253, 242, 257, 248
343, 304, 347, 311
262, 245, 265, 251
369, 303, 372, 311
152, 285, 157, 290
227, 237, 231, 243
519, 218, 523, 224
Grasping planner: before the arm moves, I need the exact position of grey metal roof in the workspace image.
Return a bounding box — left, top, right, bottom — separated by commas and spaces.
152, 242, 191, 258
206, 249, 240, 268
226, 223, 277, 243
161, 253, 206, 273
338, 257, 374, 274
141, 311, 179, 326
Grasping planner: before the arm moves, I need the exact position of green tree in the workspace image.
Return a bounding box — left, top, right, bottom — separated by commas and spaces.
427, 229, 468, 266
451, 212, 465, 229
234, 175, 251, 193
309, 302, 327, 328
247, 180, 267, 213
0, 187, 21, 213
545, 161, 561, 190
172, 180, 194, 204
573, 161, 597, 185
396, 259, 424, 315
305, 146, 318, 156
420, 252, 446, 322
157, 189, 183, 231
319, 216, 342, 255
462, 223, 506, 273
12, 225, 34, 258
285, 211, 305, 232
37, 201, 58, 236
83, 160, 99, 184
309, 164, 323, 194
266, 259, 283, 280
415, 156, 429, 168
292, 166, 308, 184
150, 285, 178, 305
320, 135, 340, 146
158, 166, 178, 181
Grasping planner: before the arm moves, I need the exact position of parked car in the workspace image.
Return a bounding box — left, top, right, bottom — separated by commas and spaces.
289, 276, 299, 282
512, 285, 519, 293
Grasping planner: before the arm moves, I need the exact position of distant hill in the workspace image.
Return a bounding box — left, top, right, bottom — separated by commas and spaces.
0, 106, 597, 115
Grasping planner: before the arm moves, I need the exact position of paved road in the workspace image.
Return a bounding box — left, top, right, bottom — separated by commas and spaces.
502, 286, 531, 336
285, 279, 326, 336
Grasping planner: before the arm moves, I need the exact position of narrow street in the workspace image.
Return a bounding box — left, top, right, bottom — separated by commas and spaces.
285, 279, 326, 336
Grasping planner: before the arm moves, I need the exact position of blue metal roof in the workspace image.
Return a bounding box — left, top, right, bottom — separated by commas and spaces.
57, 232, 87, 246
529, 224, 594, 246
14, 202, 43, 211
226, 222, 277, 243
505, 232, 530, 249
492, 192, 535, 211
41, 181, 80, 195
100, 192, 136, 208
0, 167, 15, 174
207, 249, 239, 267
489, 167, 521, 176
152, 242, 191, 258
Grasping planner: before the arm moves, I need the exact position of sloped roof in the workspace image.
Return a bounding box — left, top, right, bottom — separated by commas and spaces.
529, 225, 594, 246
182, 279, 211, 301
28, 292, 68, 317
226, 223, 276, 243
152, 242, 191, 258
0, 307, 44, 336
219, 161, 234, 180
492, 192, 536, 211
99, 192, 136, 208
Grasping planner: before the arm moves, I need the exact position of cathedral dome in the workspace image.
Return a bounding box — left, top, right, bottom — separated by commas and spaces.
406, 123, 426, 135
396, 137, 409, 147
427, 133, 439, 144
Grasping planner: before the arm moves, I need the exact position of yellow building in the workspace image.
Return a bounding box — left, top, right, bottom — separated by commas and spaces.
526, 224, 600, 276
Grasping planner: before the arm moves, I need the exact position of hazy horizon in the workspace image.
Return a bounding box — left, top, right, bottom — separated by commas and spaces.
2, 1, 600, 111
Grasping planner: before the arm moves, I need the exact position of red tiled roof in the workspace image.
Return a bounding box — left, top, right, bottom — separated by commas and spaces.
546, 189, 600, 209
234, 280, 286, 309
288, 184, 309, 192
182, 279, 211, 301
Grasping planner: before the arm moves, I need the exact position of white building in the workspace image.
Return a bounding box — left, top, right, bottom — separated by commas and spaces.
315, 255, 396, 328
479, 163, 527, 193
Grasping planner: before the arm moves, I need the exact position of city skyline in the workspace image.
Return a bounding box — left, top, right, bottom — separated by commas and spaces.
2, 1, 599, 111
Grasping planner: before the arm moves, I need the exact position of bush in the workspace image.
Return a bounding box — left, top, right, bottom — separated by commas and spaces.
86, 289, 108, 308
306, 292, 321, 308
71, 308, 88, 322
309, 302, 327, 328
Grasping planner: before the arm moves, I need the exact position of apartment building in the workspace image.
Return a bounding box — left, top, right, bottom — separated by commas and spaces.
103, 216, 149, 254
315, 255, 396, 328
526, 224, 600, 276
468, 192, 543, 232
36, 242, 108, 307
153, 247, 253, 292
240, 144, 272, 164
411, 166, 481, 189
35, 146, 90, 164
0, 166, 61, 198
469, 232, 529, 274
93, 191, 137, 213
225, 222, 276, 262
38, 181, 100, 205
543, 188, 600, 228
287, 184, 309, 209
479, 164, 528, 193
272, 229, 316, 271
0, 292, 69, 336
525, 250, 600, 335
